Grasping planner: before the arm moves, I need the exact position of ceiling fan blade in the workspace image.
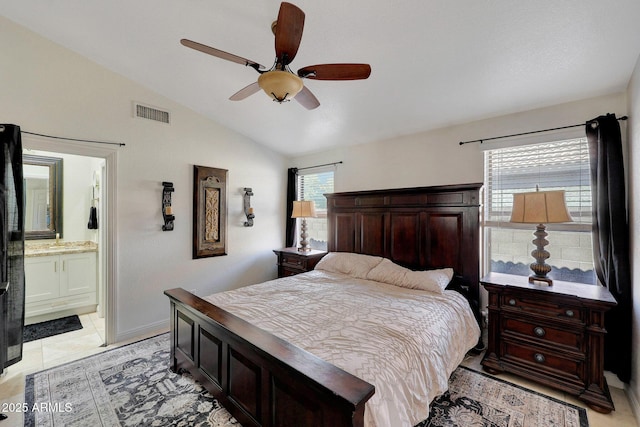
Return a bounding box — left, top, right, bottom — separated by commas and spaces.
295, 86, 320, 110
181, 39, 265, 70
229, 82, 261, 101
298, 64, 371, 80
275, 2, 305, 65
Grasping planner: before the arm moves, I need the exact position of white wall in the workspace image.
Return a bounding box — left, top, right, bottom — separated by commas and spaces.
627, 52, 640, 419
291, 93, 626, 193
1, 16, 287, 340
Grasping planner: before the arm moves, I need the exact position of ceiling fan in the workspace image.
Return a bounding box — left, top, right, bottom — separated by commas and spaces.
180, 2, 371, 110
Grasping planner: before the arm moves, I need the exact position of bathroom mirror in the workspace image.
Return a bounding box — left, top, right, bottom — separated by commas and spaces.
23, 154, 63, 240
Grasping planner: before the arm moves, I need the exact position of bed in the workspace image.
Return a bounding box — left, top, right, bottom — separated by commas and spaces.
165, 183, 482, 427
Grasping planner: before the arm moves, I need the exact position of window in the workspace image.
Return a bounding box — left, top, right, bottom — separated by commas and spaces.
483, 138, 596, 284
296, 168, 334, 250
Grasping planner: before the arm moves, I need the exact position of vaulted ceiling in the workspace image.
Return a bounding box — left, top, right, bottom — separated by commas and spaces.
2, 1, 640, 155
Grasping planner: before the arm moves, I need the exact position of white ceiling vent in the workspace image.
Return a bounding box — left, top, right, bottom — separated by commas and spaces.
133, 102, 170, 124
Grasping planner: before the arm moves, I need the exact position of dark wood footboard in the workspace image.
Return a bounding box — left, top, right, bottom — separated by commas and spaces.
165, 288, 375, 427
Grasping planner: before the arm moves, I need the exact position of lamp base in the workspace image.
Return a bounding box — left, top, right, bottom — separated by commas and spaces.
298, 218, 311, 252
529, 275, 553, 286
529, 223, 553, 286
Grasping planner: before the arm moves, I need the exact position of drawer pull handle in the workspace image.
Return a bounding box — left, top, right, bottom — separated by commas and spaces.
533, 327, 546, 337
565, 309, 574, 317
534, 353, 546, 363
508, 299, 516, 306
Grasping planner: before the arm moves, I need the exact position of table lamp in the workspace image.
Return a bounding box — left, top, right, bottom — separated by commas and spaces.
510, 189, 572, 285
291, 200, 316, 252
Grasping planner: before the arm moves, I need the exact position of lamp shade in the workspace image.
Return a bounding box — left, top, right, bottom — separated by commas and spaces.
291, 200, 316, 218
510, 190, 572, 224
258, 70, 303, 102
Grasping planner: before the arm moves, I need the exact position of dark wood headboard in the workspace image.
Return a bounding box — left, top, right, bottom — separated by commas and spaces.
326, 183, 482, 319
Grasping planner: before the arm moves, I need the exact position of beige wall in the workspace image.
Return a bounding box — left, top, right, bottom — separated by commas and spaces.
291, 93, 626, 193
627, 52, 640, 418
1, 16, 287, 341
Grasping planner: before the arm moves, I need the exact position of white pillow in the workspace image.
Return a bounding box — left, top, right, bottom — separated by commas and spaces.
315, 252, 383, 279
366, 258, 453, 294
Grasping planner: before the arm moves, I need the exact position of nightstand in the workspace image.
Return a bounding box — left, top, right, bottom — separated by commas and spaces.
273, 248, 327, 278
480, 272, 617, 413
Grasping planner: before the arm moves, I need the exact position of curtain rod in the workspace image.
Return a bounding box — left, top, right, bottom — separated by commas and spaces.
21, 130, 126, 147
458, 115, 628, 146
0, 125, 125, 147
296, 161, 343, 171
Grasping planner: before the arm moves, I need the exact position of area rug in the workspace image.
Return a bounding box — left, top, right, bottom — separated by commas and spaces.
24, 333, 588, 427
417, 366, 588, 427
24, 334, 237, 427
23, 315, 83, 342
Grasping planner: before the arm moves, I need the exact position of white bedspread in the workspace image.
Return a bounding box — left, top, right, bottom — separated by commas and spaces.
204, 270, 480, 427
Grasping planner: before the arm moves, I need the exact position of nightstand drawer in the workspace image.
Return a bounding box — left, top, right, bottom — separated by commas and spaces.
503, 317, 582, 351
280, 266, 303, 277
501, 294, 583, 322
503, 340, 583, 380
274, 248, 327, 278
281, 253, 308, 269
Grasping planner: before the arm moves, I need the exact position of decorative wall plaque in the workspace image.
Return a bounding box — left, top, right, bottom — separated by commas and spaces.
193, 165, 228, 258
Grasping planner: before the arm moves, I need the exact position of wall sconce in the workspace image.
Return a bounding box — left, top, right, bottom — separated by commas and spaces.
162, 181, 175, 231
243, 187, 254, 227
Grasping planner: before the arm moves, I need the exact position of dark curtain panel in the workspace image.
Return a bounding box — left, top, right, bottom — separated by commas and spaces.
585, 113, 631, 383
285, 168, 298, 247
0, 124, 25, 375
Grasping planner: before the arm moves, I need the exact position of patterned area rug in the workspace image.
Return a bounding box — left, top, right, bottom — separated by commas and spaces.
24, 334, 588, 427
25, 334, 238, 427
419, 366, 589, 427
23, 315, 83, 343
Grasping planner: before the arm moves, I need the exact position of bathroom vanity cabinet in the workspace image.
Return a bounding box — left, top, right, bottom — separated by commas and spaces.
25, 248, 97, 320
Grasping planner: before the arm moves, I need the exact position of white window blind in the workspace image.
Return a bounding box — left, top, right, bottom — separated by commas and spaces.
483, 137, 596, 284
296, 168, 334, 250
484, 138, 592, 230
297, 170, 334, 217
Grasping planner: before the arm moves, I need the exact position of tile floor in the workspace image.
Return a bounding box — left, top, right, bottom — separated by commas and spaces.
0, 320, 638, 427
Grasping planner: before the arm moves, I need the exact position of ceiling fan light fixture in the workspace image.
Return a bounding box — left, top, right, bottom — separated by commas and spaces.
258, 70, 303, 103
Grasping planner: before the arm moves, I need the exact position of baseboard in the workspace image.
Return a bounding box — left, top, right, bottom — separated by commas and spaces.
605, 370, 626, 389
627, 380, 640, 426
114, 319, 169, 344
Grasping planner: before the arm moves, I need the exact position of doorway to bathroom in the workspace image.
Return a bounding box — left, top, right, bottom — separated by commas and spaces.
23, 150, 106, 357
21, 134, 118, 363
